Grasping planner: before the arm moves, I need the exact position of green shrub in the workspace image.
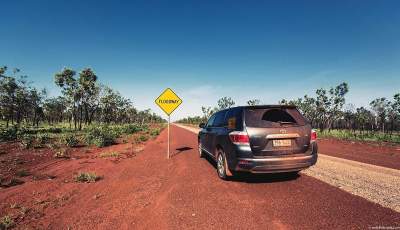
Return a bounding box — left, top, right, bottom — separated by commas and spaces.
139, 135, 149, 142
62, 134, 79, 147
21, 135, 34, 149
37, 133, 50, 145
109, 127, 122, 138
16, 126, 29, 137
0, 126, 19, 141
0, 215, 14, 230
85, 126, 117, 147
74, 172, 100, 183
120, 124, 142, 134
150, 128, 160, 137
90, 137, 103, 147
0, 125, 66, 142
46, 127, 62, 134
140, 124, 149, 132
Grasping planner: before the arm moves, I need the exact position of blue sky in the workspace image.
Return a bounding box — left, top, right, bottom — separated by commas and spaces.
1, 0, 399, 120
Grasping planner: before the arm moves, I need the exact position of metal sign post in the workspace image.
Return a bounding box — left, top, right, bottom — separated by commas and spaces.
155, 88, 182, 159
167, 115, 170, 159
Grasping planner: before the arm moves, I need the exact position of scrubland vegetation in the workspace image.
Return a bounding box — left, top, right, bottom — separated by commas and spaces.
318, 129, 400, 143
0, 65, 165, 147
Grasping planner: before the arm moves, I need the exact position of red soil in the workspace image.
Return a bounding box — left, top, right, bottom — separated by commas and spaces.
0, 126, 399, 229
318, 138, 400, 170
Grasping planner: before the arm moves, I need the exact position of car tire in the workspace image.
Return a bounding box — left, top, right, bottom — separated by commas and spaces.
216, 149, 228, 180
286, 171, 300, 178
198, 141, 205, 158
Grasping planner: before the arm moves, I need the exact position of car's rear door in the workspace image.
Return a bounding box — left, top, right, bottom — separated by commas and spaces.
201, 114, 216, 154
244, 107, 312, 156
207, 110, 228, 158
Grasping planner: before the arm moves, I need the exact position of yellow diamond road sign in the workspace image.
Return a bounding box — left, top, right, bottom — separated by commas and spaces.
155, 88, 182, 116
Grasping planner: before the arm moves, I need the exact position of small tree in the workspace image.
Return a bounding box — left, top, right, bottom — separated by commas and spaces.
55, 68, 80, 129
44, 96, 67, 124
55, 67, 100, 130
246, 99, 260, 106
370, 97, 389, 132
29, 88, 46, 126
393, 93, 400, 132
315, 82, 349, 131
217, 97, 235, 110
0, 72, 18, 126
0, 67, 45, 127
78, 68, 99, 127
201, 106, 214, 121
355, 107, 373, 134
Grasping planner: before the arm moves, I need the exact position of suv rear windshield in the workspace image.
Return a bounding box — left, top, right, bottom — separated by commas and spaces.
244, 107, 308, 128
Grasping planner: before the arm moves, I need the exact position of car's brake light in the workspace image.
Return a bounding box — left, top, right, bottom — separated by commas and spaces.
229, 131, 250, 145
311, 129, 317, 141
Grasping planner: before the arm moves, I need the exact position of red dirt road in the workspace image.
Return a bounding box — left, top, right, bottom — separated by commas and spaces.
318, 138, 400, 170
1, 125, 400, 229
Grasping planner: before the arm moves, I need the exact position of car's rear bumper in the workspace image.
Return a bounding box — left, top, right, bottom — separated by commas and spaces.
234, 152, 318, 174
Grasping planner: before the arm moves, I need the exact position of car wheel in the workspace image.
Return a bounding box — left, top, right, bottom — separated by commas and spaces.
216, 150, 228, 180
198, 141, 204, 158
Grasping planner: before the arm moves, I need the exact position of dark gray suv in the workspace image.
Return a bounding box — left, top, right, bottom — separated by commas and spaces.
198, 105, 318, 180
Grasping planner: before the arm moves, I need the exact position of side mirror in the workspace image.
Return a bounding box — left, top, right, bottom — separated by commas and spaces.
199, 123, 206, 128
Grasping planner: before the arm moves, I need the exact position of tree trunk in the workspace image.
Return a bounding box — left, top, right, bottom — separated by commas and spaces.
88, 108, 96, 125
79, 106, 83, 131
33, 110, 36, 126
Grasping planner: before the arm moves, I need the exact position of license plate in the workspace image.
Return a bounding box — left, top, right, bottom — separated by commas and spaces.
273, 139, 291, 147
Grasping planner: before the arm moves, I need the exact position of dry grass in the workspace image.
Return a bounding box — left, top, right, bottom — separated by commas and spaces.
99, 151, 120, 158
53, 149, 70, 159
74, 172, 101, 183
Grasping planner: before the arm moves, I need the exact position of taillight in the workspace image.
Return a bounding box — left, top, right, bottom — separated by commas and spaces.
229, 131, 250, 145
311, 129, 317, 141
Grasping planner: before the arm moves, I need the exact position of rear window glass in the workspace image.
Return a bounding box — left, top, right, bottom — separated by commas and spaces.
245, 108, 307, 128
212, 110, 227, 127
225, 108, 243, 130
